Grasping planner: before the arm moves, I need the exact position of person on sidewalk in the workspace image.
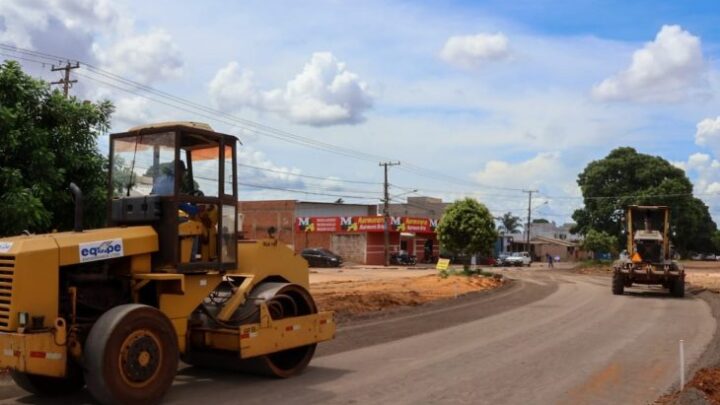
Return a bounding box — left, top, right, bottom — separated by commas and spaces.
546, 253, 554, 268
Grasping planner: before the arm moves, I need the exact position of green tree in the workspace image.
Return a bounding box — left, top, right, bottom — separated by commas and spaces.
498, 212, 522, 234
571, 147, 716, 255
0, 61, 113, 236
532, 218, 549, 224
582, 229, 618, 258
437, 198, 497, 269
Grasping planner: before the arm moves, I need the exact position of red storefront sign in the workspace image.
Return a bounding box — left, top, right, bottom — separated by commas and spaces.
296, 216, 437, 234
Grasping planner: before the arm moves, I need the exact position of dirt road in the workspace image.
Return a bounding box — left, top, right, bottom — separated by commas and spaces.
3, 268, 715, 404
167, 269, 715, 404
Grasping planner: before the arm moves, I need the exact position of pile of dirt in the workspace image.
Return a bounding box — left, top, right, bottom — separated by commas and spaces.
657, 368, 720, 404
311, 274, 502, 322
687, 368, 720, 403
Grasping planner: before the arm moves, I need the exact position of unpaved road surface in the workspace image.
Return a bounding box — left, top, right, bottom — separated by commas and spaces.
3, 268, 715, 404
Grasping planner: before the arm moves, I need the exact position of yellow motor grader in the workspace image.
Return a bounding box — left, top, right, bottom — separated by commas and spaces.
0, 122, 334, 404
612, 205, 684, 297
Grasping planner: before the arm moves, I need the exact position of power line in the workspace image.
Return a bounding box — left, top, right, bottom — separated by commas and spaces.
0, 43, 533, 192
238, 162, 382, 185
237, 181, 380, 201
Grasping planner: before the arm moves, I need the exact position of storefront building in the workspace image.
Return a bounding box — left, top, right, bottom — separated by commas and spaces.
238, 200, 440, 265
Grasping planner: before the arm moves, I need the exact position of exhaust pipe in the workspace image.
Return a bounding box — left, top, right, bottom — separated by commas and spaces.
69, 182, 83, 232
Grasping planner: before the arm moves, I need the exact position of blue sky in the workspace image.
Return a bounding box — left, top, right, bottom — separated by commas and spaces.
2, 0, 720, 223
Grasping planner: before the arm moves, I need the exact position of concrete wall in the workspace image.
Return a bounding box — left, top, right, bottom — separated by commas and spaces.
331, 234, 367, 263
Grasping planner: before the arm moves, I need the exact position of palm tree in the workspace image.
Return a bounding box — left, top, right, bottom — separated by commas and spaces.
499, 212, 522, 234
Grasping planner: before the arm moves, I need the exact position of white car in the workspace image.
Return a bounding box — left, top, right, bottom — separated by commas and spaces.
505, 251, 532, 267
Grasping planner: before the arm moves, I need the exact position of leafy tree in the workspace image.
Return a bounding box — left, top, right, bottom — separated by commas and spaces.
571, 147, 716, 255
532, 218, 549, 224
437, 198, 497, 269
498, 212, 522, 234
0, 61, 113, 236
582, 229, 618, 257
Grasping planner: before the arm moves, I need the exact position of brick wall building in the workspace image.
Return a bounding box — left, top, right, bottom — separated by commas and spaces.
238, 199, 439, 265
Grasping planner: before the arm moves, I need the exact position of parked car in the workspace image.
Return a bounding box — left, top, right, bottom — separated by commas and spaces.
705, 254, 718, 261
505, 251, 532, 267
494, 254, 510, 266
301, 248, 343, 267
690, 253, 704, 261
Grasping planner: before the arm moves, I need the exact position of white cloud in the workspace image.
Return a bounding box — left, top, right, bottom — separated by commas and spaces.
440, 33, 510, 69
0, 0, 183, 86
209, 52, 373, 126
473, 152, 564, 189
592, 25, 707, 102
112, 96, 152, 129
93, 29, 183, 83
696, 116, 720, 153
688, 152, 711, 169
468, 152, 583, 221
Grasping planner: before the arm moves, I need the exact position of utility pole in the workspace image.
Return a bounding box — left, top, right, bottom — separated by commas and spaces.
51, 61, 79, 97
380, 161, 401, 266
524, 189, 539, 254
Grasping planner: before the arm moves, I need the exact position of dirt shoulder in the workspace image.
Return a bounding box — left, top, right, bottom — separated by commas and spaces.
657, 261, 720, 404
309, 265, 504, 323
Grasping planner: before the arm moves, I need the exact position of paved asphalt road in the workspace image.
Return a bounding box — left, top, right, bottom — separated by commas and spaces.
4, 270, 716, 404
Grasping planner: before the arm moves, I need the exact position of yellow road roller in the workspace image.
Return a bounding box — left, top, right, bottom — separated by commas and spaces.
0, 122, 334, 404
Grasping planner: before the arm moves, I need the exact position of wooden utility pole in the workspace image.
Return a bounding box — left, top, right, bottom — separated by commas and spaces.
51, 62, 79, 97
380, 161, 400, 266
524, 189, 539, 253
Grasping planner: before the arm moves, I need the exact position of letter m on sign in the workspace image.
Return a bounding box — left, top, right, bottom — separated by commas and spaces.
340, 217, 353, 226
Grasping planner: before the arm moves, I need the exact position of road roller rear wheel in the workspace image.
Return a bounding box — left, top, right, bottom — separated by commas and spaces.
84, 304, 178, 405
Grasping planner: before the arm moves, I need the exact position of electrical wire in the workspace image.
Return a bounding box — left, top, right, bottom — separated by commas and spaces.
4, 45, 719, 209
0, 43, 531, 191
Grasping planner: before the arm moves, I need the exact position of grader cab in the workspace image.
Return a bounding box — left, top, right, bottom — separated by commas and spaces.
0, 122, 334, 404
612, 205, 684, 297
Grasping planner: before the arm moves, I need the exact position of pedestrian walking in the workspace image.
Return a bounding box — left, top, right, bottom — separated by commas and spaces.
546, 253, 554, 268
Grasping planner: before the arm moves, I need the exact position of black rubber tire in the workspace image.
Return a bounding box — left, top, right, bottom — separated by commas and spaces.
612, 272, 624, 295
11, 363, 85, 396
84, 304, 178, 405
671, 278, 685, 298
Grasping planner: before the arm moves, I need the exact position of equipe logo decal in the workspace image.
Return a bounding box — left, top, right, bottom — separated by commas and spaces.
0, 242, 12, 253
79, 239, 124, 263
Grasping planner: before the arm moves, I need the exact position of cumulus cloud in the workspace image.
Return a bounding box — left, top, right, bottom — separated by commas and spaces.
209, 52, 373, 126
0, 0, 124, 62
468, 152, 582, 222
472, 152, 564, 189
440, 33, 510, 69
696, 116, 720, 153
0, 0, 182, 85
94, 29, 183, 83
591, 25, 706, 102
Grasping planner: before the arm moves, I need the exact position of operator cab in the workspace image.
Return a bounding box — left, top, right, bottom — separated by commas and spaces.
628, 205, 670, 264
108, 122, 238, 273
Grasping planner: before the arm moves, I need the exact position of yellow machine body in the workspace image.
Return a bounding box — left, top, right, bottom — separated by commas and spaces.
0, 228, 334, 377
0, 123, 334, 389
